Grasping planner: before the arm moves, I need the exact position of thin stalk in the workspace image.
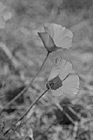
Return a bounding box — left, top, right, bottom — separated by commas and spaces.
63, 110, 75, 124
0, 52, 49, 114
16, 89, 49, 122
56, 103, 75, 124
3, 89, 49, 138
44, 119, 58, 134
44, 111, 75, 135
68, 106, 81, 120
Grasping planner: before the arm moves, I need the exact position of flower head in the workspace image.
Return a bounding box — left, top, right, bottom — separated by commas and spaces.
47, 57, 79, 97
38, 23, 73, 53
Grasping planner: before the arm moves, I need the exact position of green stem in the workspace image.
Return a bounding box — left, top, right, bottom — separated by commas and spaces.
0, 52, 49, 114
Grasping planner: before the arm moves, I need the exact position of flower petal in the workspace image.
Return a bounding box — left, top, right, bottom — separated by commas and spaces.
48, 57, 79, 97
38, 32, 56, 53
48, 64, 59, 81
59, 60, 73, 80
53, 28, 73, 49
61, 74, 79, 95
38, 32, 50, 48
51, 85, 64, 97
45, 23, 65, 39
48, 58, 67, 80
44, 23, 73, 49
55, 34, 73, 49
49, 57, 73, 81
51, 74, 79, 97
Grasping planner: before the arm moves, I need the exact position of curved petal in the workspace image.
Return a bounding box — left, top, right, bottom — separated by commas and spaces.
38, 32, 50, 49
48, 65, 59, 81
51, 74, 79, 97
48, 58, 73, 81
38, 32, 56, 53
54, 57, 73, 80
44, 23, 73, 49
55, 35, 73, 49
53, 28, 73, 49
61, 74, 79, 96
59, 61, 73, 80
48, 58, 67, 80
45, 23, 65, 38
48, 56, 79, 97
54, 57, 67, 70
51, 85, 64, 97
44, 23, 57, 37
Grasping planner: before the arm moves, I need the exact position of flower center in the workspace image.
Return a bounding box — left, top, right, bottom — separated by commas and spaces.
46, 76, 62, 90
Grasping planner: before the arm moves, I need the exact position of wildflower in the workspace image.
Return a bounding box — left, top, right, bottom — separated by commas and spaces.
0, 2, 12, 29
38, 23, 73, 53
46, 57, 79, 97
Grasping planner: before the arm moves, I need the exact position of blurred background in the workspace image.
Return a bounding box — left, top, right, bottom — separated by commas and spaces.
0, 0, 93, 139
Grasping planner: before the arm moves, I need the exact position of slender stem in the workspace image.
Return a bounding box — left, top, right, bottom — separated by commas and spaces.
0, 52, 49, 114
44, 108, 75, 134
56, 104, 75, 124
3, 89, 49, 138
68, 106, 81, 120
30, 52, 49, 83
16, 89, 49, 123
44, 119, 58, 134
63, 110, 75, 124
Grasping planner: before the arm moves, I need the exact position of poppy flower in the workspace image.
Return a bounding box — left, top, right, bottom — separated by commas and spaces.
38, 23, 73, 53
46, 57, 79, 98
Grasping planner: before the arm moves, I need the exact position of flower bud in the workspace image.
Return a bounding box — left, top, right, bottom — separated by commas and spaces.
38, 32, 57, 53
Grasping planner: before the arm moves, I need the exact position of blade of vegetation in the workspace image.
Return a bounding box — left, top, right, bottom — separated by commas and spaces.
0, 52, 49, 114
2, 89, 49, 138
